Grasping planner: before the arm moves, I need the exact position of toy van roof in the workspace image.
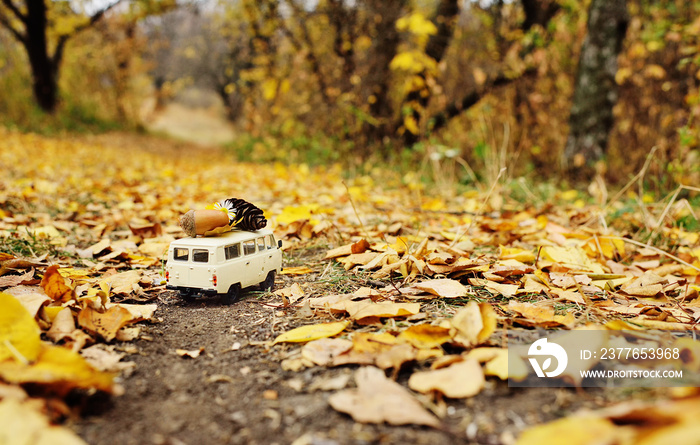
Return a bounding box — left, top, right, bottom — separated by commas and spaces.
171, 228, 275, 247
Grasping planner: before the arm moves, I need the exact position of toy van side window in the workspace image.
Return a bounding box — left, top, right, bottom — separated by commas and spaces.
257, 237, 265, 251
174, 248, 189, 261
225, 244, 240, 260
192, 249, 209, 263
267, 235, 275, 249
243, 240, 256, 255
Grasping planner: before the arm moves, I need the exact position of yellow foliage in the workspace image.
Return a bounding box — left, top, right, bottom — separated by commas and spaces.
396, 12, 437, 37
272, 321, 350, 344
0, 293, 42, 363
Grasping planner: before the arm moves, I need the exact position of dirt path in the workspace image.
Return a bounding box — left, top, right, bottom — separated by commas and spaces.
70, 285, 630, 445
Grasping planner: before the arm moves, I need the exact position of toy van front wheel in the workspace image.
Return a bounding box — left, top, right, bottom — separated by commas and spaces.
260, 271, 276, 292
222, 283, 241, 305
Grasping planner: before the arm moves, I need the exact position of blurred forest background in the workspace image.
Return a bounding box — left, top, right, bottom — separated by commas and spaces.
1, 0, 699, 190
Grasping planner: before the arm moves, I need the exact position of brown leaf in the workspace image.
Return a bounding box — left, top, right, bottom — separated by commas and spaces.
450, 301, 497, 347
0, 269, 37, 288
328, 366, 440, 427
40, 265, 74, 303
351, 239, 371, 254
78, 305, 136, 342
301, 338, 353, 366
506, 300, 575, 328
408, 359, 484, 398
414, 278, 467, 298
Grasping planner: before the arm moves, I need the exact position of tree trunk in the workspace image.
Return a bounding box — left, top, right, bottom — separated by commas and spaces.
563, 0, 628, 182
363, 0, 406, 151
401, 0, 460, 147
24, 0, 58, 113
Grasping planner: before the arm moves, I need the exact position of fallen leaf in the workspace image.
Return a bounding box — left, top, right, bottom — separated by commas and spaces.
78, 305, 137, 342
469, 278, 520, 297
101, 270, 142, 296
301, 338, 353, 366
274, 283, 305, 306
40, 265, 74, 302
0, 344, 114, 394
516, 415, 622, 445
328, 366, 440, 427
3, 286, 50, 318
46, 307, 76, 342
408, 359, 485, 398
280, 266, 314, 275
272, 321, 350, 344
176, 347, 205, 358
0, 292, 42, 363
375, 343, 417, 370
80, 344, 135, 373
0, 398, 89, 445
342, 301, 421, 322
450, 301, 497, 347
397, 324, 452, 349
308, 373, 351, 391
414, 278, 467, 298
0, 268, 36, 288
506, 300, 576, 328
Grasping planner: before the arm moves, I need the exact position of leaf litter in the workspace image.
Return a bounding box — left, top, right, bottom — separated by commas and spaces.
1, 128, 700, 441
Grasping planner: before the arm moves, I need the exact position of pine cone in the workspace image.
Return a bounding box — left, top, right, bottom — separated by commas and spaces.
220, 198, 267, 231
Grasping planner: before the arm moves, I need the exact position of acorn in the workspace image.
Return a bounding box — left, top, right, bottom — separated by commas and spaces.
178, 209, 229, 237
178, 198, 268, 237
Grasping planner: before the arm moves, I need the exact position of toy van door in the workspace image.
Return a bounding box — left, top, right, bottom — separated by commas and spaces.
261, 234, 280, 273
241, 239, 262, 287
188, 247, 213, 289
169, 246, 191, 286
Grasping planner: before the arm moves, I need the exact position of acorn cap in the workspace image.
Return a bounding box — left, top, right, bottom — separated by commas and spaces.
179, 210, 196, 237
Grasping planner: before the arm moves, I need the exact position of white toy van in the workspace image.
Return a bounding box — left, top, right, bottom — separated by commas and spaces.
165, 228, 282, 304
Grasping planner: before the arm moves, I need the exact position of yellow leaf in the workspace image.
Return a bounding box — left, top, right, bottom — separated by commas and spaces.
261, 78, 278, 101
505, 300, 575, 328
396, 12, 437, 36
473, 67, 487, 86
272, 321, 350, 345
0, 345, 114, 394
450, 301, 496, 347
397, 324, 452, 349
280, 266, 313, 275
540, 246, 604, 273
276, 204, 319, 225
644, 64, 667, 79
516, 415, 620, 445
403, 116, 419, 135
615, 67, 632, 84
499, 245, 536, 263
0, 292, 42, 363
0, 398, 88, 445
343, 301, 421, 321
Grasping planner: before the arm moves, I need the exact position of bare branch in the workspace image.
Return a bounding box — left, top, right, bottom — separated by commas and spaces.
1, 0, 27, 23
428, 69, 537, 134
51, 0, 123, 65
0, 9, 25, 43
282, 0, 331, 106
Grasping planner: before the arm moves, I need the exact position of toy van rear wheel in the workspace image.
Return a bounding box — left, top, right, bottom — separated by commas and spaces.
260, 271, 276, 292
222, 283, 241, 305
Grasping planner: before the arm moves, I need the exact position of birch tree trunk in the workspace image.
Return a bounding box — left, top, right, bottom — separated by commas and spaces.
563, 0, 628, 182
